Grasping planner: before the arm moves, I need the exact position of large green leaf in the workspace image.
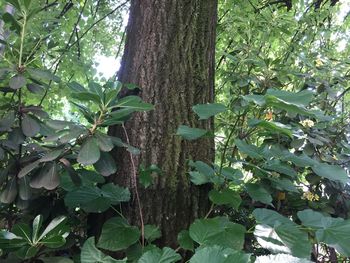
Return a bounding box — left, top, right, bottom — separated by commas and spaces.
234, 139, 263, 159
177, 230, 194, 251
0, 178, 18, 204
316, 220, 350, 256
115, 96, 154, 111
138, 247, 181, 263
144, 225, 161, 243
22, 114, 40, 137
248, 119, 292, 138
30, 162, 60, 190
266, 89, 313, 107
40, 148, 65, 162
94, 132, 114, 152
98, 217, 140, 251
209, 188, 241, 209
176, 125, 208, 140
311, 163, 348, 184
189, 217, 245, 250
38, 216, 67, 241
77, 137, 100, 165
189, 246, 250, 263
93, 152, 117, 177
64, 183, 130, 213
192, 103, 226, 120
0, 111, 15, 131
246, 184, 272, 205
81, 237, 126, 263
32, 215, 43, 243
27, 68, 60, 83
9, 75, 26, 90
71, 92, 101, 104
253, 209, 311, 258
297, 209, 350, 256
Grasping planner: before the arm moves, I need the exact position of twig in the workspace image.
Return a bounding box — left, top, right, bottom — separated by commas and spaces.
122, 124, 145, 247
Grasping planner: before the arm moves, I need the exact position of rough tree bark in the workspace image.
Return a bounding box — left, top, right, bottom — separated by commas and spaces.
109, 0, 218, 247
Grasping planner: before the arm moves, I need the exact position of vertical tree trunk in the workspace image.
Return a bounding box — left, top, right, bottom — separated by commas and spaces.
110, 0, 217, 247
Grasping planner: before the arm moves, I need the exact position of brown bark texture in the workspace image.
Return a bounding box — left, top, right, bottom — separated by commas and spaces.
109, 0, 218, 247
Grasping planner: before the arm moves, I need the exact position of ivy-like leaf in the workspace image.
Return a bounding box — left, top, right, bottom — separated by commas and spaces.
97, 217, 140, 251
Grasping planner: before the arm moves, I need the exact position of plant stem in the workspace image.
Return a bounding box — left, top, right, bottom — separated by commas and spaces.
18, 11, 27, 67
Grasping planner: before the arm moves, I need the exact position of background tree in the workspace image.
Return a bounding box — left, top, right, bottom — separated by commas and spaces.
109, 0, 218, 246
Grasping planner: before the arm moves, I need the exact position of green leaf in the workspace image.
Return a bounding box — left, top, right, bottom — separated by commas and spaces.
38, 215, 67, 241
116, 96, 154, 111
27, 68, 60, 83
98, 217, 140, 251
67, 81, 85, 92
248, 119, 293, 138
297, 209, 350, 256
177, 230, 194, 251
32, 215, 43, 243
234, 139, 263, 159
316, 220, 350, 256
246, 183, 272, 205
64, 184, 130, 213
71, 92, 101, 104
15, 245, 39, 260
297, 209, 341, 229
192, 103, 226, 120
243, 94, 266, 106
18, 160, 40, 178
93, 152, 117, 177
94, 132, 114, 152
77, 137, 101, 165
71, 102, 95, 124
190, 246, 250, 263
263, 160, 297, 178
88, 81, 104, 97
81, 237, 126, 263
209, 188, 241, 209
138, 247, 181, 263
104, 108, 135, 125
18, 176, 31, 200
0, 178, 18, 204
30, 162, 60, 190
266, 96, 312, 116
266, 89, 314, 107
144, 225, 161, 242
2, 12, 20, 33
189, 217, 245, 250
189, 171, 210, 185
312, 163, 348, 184
253, 209, 312, 258
9, 75, 26, 90
176, 125, 208, 140
22, 114, 40, 137
0, 111, 15, 131
12, 223, 32, 243
40, 235, 66, 248
40, 148, 65, 162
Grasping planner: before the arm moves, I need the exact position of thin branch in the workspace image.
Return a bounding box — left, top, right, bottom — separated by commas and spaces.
122, 124, 145, 247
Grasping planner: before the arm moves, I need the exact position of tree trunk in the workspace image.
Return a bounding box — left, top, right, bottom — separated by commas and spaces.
109, 0, 217, 247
